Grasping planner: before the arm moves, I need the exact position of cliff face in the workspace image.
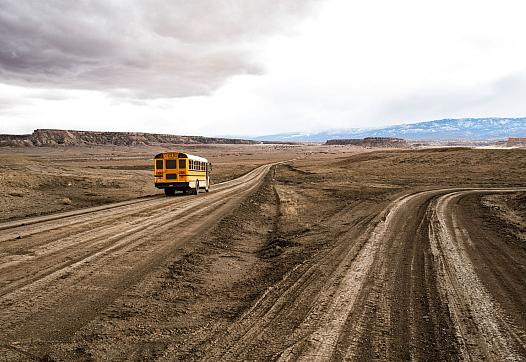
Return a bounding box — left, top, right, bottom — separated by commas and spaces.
325, 137, 408, 148
507, 137, 526, 147
0, 134, 34, 147
0, 129, 259, 147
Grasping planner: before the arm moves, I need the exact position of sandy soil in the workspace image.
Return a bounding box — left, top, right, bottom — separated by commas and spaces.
0, 144, 356, 222
0, 146, 525, 361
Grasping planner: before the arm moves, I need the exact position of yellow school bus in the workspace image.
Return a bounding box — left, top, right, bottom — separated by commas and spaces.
154, 152, 210, 196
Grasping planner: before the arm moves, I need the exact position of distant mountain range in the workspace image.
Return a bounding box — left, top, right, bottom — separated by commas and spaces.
254, 118, 526, 142
1, 118, 525, 147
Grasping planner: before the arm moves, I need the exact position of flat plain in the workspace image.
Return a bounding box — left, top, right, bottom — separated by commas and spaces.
0, 144, 525, 361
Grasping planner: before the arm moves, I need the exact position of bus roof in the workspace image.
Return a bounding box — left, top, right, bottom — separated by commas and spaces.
154, 152, 208, 163
184, 153, 208, 162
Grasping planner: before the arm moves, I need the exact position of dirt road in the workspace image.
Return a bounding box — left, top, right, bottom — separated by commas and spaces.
1, 151, 525, 361
201, 187, 526, 361
0, 163, 273, 360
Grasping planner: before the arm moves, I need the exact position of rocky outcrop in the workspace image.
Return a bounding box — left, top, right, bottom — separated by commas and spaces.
0, 134, 34, 147
325, 137, 408, 148
0, 129, 260, 147
507, 137, 526, 147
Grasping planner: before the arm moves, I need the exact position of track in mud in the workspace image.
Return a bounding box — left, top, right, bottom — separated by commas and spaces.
1, 157, 525, 361
201, 187, 526, 361
0, 164, 273, 359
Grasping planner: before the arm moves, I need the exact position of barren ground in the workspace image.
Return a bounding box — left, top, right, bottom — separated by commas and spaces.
0, 144, 353, 222
0, 145, 525, 361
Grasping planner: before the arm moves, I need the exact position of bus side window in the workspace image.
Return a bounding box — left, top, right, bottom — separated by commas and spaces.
179, 159, 186, 169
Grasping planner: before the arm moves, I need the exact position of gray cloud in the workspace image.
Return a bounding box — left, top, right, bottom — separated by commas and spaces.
0, 95, 29, 110
0, 1, 318, 97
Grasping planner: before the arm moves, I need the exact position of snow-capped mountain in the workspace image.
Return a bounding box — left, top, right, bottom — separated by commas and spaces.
254, 118, 526, 142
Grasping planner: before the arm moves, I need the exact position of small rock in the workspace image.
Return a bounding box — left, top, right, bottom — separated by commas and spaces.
62, 197, 72, 205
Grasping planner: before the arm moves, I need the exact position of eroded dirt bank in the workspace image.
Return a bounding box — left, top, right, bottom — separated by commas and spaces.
0, 148, 525, 361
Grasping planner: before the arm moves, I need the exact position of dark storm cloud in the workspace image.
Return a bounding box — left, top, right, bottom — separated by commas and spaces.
0, 0, 318, 97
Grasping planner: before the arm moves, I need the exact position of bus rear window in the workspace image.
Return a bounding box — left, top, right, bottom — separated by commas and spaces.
179, 159, 186, 169
166, 160, 177, 169
155, 160, 163, 169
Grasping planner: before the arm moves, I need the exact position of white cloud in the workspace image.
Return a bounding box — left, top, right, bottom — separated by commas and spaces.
1, 0, 525, 136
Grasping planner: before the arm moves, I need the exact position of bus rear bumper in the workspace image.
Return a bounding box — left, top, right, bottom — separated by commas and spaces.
155, 182, 190, 190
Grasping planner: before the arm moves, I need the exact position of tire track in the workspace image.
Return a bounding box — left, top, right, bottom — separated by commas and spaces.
201, 187, 526, 361
0, 163, 274, 345
0, 195, 221, 298
428, 189, 526, 361
0, 163, 266, 244
276, 191, 439, 361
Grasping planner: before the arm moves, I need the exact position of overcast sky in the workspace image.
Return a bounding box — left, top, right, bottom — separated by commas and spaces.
1, 0, 525, 136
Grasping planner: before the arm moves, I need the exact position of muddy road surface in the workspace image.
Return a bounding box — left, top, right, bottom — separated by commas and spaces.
202, 187, 526, 361
0, 164, 274, 360
1, 148, 525, 361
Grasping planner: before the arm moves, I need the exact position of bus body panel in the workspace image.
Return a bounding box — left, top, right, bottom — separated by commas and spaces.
153, 152, 210, 193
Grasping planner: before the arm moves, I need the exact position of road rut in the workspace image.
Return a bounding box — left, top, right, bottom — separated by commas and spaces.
1, 167, 524, 361
0, 164, 273, 350
202, 187, 526, 361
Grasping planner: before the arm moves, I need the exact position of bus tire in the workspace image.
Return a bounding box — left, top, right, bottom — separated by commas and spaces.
205, 178, 209, 192
195, 180, 200, 195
